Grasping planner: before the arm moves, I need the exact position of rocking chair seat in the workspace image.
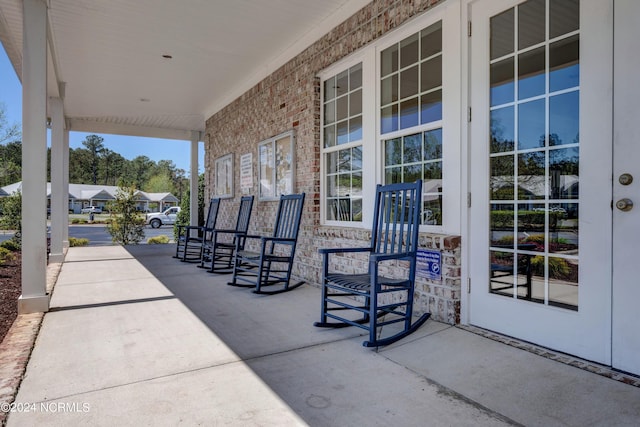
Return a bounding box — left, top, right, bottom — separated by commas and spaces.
228, 193, 305, 295
315, 180, 429, 347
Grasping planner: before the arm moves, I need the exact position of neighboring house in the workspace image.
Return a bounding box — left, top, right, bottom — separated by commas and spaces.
0, 182, 179, 214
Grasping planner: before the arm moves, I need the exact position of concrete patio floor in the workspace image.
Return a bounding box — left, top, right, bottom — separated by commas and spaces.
6, 245, 640, 426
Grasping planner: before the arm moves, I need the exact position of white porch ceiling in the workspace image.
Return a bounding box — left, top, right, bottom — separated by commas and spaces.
0, 0, 370, 140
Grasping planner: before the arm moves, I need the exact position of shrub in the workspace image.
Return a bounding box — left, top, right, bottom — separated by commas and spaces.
0, 239, 21, 252
106, 185, 146, 245
0, 247, 15, 265
530, 256, 571, 278
69, 237, 89, 247
147, 235, 170, 244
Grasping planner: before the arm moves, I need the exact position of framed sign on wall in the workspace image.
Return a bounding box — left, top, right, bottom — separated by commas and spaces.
258, 130, 295, 200
214, 153, 234, 198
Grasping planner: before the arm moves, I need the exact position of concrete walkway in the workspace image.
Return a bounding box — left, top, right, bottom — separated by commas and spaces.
6, 245, 640, 426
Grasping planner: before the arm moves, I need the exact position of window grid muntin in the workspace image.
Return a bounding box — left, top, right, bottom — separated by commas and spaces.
380, 21, 443, 134
322, 63, 364, 222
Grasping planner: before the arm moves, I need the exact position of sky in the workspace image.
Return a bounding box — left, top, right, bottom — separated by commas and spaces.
0, 44, 203, 175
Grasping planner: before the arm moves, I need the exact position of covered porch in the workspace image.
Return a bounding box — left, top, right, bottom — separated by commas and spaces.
2, 244, 639, 425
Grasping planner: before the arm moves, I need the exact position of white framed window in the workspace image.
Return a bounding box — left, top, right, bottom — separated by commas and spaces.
319, 1, 461, 233
258, 130, 295, 201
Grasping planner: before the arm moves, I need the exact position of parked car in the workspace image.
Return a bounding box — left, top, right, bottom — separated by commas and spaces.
146, 206, 181, 228
81, 206, 103, 214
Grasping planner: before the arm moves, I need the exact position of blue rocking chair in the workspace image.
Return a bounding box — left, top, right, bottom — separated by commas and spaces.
227, 193, 305, 294
174, 198, 221, 262
314, 181, 430, 347
199, 195, 255, 273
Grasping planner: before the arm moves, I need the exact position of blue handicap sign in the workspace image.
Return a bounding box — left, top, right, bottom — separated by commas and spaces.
416, 249, 441, 280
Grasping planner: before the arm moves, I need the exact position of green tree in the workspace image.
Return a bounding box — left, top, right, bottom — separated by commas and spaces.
0, 103, 22, 187
106, 185, 146, 245
0, 191, 22, 243
0, 102, 20, 145
82, 135, 105, 184
174, 188, 191, 241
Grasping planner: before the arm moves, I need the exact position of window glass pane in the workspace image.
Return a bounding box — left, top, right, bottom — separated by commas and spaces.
385, 138, 402, 165
350, 89, 362, 116
518, 47, 545, 100
490, 155, 515, 200
491, 106, 515, 153
491, 57, 514, 106
352, 146, 362, 170
549, 91, 579, 146
349, 116, 362, 142
381, 44, 399, 77
550, 0, 579, 39
386, 166, 402, 184
549, 202, 578, 254
421, 56, 442, 93
324, 100, 335, 125
381, 75, 398, 106
518, 0, 545, 50
490, 250, 515, 296
401, 65, 419, 99
423, 195, 442, 225
404, 164, 422, 183
324, 124, 336, 148
549, 147, 579, 199
550, 35, 579, 92
381, 105, 398, 134
404, 133, 422, 163
326, 151, 338, 174
400, 33, 419, 69
336, 70, 348, 97
518, 151, 546, 199
490, 8, 514, 60
420, 90, 442, 124
424, 161, 442, 180
336, 120, 349, 145
518, 99, 545, 150
400, 98, 419, 129
324, 77, 336, 101
336, 95, 348, 122
349, 63, 362, 90
421, 21, 442, 59
424, 128, 442, 159
326, 175, 338, 197
338, 149, 351, 172
548, 256, 578, 310
517, 203, 546, 252
352, 198, 363, 222
490, 204, 514, 246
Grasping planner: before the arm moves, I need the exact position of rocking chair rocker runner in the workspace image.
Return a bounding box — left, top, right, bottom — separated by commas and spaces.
174, 198, 221, 262
199, 195, 254, 273
314, 180, 430, 347
228, 193, 305, 294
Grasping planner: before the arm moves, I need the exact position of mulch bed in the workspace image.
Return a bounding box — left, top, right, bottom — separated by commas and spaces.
0, 252, 21, 344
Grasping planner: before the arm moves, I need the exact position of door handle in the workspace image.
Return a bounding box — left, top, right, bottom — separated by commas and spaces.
616, 198, 633, 212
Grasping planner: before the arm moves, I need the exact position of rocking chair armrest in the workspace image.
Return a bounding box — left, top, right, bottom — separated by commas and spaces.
318, 246, 372, 255
260, 236, 297, 245
369, 252, 413, 263
211, 228, 245, 235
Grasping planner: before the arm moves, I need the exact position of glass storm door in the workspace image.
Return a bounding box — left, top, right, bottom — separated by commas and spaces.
469, 0, 613, 364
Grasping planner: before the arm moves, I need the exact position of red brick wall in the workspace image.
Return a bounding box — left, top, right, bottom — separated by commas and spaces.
204, 0, 460, 323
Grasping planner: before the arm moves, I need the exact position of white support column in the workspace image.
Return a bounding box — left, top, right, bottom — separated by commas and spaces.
49, 96, 65, 262
62, 127, 70, 247
189, 131, 200, 228
19, 0, 49, 313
